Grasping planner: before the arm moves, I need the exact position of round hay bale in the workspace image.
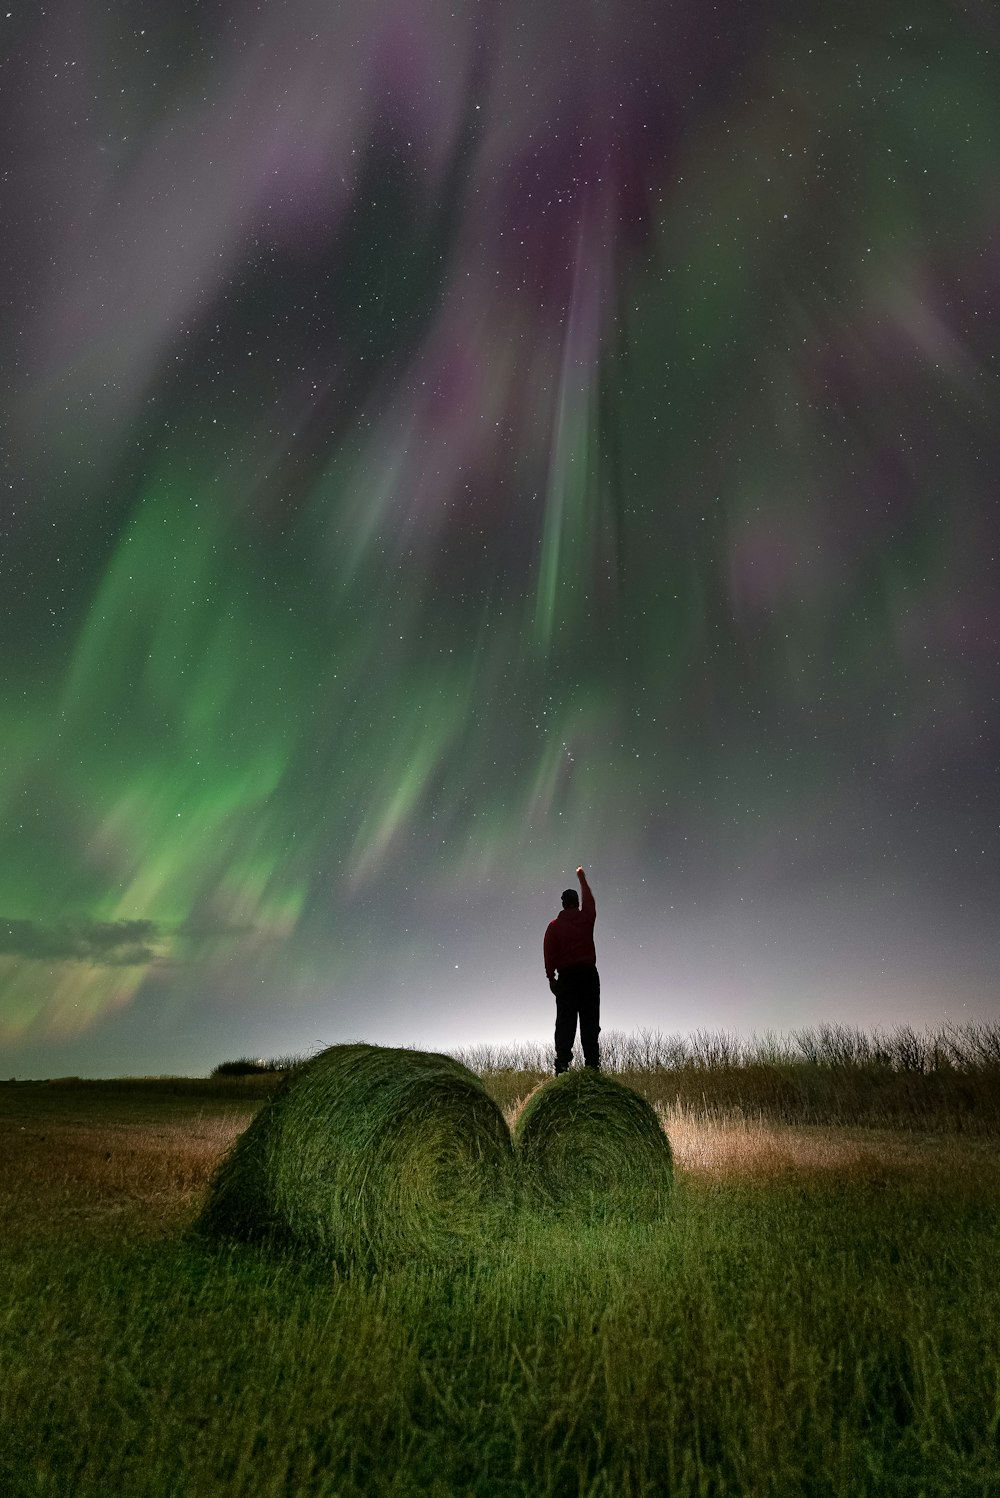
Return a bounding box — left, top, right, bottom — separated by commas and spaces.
513, 1069, 673, 1218
200, 1043, 515, 1267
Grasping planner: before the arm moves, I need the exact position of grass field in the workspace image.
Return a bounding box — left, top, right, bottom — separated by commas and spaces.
2, 1037, 999, 1497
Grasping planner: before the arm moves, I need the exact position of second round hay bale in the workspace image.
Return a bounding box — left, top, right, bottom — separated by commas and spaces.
513, 1068, 673, 1217
201, 1042, 515, 1267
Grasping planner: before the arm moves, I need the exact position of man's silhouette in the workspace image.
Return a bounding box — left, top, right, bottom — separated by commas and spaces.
544, 866, 600, 1074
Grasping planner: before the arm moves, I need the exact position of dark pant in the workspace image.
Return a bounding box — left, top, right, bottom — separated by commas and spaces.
554, 964, 601, 1073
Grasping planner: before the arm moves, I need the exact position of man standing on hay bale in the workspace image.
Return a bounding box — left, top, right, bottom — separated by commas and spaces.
544, 866, 600, 1074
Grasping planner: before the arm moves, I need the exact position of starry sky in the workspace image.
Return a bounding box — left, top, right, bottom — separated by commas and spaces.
2, 0, 998, 1078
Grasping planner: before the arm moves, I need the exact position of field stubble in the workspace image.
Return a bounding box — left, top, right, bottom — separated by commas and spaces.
1, 1047, 999, 1497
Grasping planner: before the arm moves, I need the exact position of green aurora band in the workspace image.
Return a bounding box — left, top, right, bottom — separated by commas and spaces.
2, 0, 998, 1059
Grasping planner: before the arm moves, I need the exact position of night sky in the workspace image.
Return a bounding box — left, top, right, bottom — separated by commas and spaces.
2, 0, 998, 1078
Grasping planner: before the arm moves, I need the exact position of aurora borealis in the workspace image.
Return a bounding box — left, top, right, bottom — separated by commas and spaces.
3, 0, 998, 1077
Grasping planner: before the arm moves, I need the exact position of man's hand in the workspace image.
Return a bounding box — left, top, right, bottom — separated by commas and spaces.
576, 866, 585, 879
549, 978, 559, 997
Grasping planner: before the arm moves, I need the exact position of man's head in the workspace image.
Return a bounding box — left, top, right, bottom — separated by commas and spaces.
561, 888, 579, 909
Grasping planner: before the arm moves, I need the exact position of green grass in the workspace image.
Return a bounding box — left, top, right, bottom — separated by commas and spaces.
2, 1072, 999, 1496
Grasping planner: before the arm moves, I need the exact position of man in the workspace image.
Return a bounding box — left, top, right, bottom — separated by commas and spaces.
543, 865, 600, 1074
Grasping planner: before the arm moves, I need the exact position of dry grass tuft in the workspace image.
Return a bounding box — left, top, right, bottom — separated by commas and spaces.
0, 1107, 252, 1235
658, 1102, 1000, 1190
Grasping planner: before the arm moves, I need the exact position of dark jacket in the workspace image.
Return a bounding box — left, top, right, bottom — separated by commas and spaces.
543, 874, 597, 981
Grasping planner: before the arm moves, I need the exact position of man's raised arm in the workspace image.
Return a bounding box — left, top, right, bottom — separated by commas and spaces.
576, 866, 595, 919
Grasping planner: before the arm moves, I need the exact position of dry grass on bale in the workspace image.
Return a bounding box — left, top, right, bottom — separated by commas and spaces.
512, 1068, 673, 1218
200, 1043, 515, 1268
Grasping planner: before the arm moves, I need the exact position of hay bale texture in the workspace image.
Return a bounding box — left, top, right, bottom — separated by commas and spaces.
201, 1043, 514, 1267
513, 1069, 673, 1217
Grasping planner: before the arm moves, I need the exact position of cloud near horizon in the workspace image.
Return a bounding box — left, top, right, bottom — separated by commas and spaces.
0, 918, 160, 967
